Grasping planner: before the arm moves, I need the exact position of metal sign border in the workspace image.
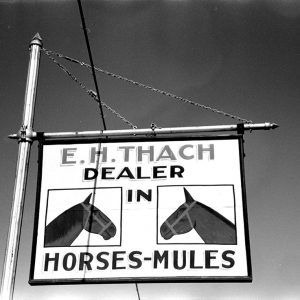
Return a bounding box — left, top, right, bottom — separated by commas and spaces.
29, 134, 252, 285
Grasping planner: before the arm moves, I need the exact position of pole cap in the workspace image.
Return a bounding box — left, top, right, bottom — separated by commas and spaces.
30, 33, 43, 47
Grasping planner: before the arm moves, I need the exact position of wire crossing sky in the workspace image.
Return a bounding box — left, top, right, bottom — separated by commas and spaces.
76, 0, 107, 131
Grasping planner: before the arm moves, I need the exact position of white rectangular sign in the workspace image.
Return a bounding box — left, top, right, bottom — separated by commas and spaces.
30, 136, 251, 284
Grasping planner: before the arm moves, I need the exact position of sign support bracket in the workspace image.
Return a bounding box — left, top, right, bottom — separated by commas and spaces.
1, 33, 42, 300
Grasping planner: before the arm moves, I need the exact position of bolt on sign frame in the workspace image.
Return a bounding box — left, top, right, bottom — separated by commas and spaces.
29, 135, 251, 284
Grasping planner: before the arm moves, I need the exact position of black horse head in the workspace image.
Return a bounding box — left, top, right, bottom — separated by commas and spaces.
160, 188, 237, 244
81, 193, 116, 240
45, 193, 116, 247
160, 188, 196, 240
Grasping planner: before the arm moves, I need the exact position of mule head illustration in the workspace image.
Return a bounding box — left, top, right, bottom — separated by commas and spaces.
160, 188, 237, 244
160, 188, 196, 240
81, 193, 117, 240
44, 193, 116, 247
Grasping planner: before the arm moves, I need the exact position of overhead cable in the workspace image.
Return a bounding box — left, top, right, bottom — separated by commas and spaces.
135, 283, 141, 300
76, 0, 107, 130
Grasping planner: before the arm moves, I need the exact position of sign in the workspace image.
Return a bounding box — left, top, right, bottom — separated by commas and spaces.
30, 136, 251, 284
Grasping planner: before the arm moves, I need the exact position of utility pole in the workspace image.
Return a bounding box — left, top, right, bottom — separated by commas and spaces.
1, 33, 42, 300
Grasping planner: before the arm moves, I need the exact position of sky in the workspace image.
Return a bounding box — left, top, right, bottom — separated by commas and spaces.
0, 0, 300, 299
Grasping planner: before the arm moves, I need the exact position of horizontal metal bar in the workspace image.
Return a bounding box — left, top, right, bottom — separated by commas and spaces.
8, 122, 278, 140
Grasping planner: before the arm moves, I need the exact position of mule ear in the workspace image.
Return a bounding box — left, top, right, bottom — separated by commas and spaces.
83, 193, 93, 204
183, 188, 195, 204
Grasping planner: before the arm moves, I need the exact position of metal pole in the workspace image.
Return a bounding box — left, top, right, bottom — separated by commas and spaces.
8, 122, 279, 140
1, 33, 42, 300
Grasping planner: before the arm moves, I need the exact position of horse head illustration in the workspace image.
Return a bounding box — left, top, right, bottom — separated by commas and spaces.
160, 188, 236, 244
45, 193, 116, 247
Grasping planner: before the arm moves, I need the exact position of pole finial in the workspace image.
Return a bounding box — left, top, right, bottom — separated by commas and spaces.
30, 33, 43, 47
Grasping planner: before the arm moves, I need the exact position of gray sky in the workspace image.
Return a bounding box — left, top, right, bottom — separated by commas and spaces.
0, 0, 300, 299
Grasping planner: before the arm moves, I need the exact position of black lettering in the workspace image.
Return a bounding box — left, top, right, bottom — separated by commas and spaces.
127, 189, 133, 202
174, 250, 186, 270
153, 166, 167, 179
222, 250, 235, 268
190, 250, 203, 269
116, 167, 134, 179
136, 167, 151, 179
79, 252, 93, 271
153, 250, 168, 269
101, 167, 115, 179
170, 165, 184, 178
63, 253, 76, 271
129, 251, 142, 269
44, 253, 59, 271
84, 168, 98, 180
205, 250, 219, 269
112, 251, 126, 270
96, 252, 109, 270
137, 189, 152, 202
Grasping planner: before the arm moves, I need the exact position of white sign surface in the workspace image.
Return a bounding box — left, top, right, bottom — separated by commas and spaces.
30, 136, 251, 283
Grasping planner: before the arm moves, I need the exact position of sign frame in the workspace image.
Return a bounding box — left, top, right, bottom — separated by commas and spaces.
29, 134, 252, 285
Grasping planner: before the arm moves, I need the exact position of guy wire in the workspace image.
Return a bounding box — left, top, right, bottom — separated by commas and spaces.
42, 48, 253, 124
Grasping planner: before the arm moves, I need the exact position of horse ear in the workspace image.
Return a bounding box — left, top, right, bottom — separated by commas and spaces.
83, 193, 93, 205
183, 188, 195, 204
